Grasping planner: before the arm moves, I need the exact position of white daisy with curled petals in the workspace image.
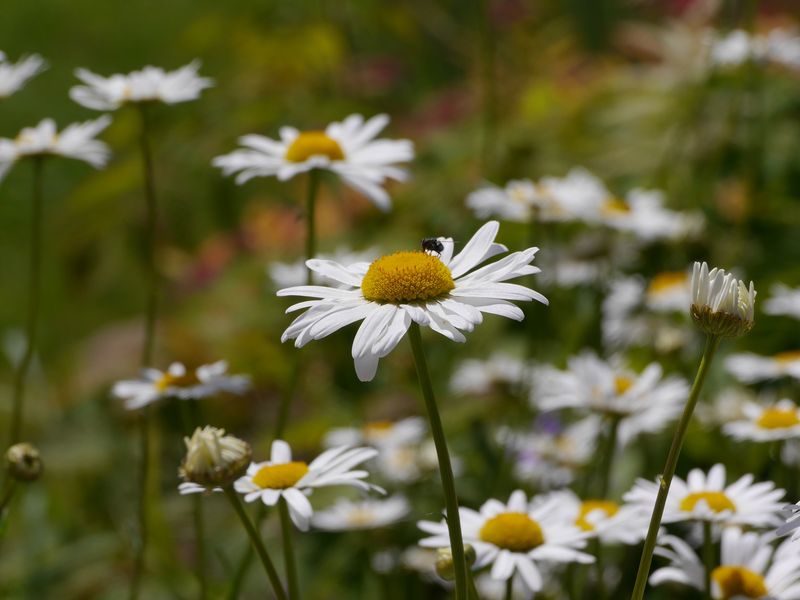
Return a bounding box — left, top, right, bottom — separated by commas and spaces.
311, 495, 410, 531
213, 113, 413, 211
0, 117, 111, 182
278, 220, 547, 382
0, 51, 46, 98
726, 351, 800, 384
418, 490, 592, 594
234, 440, 382, 531
651, 528, 800, 599
723, 398, 800, 442
624, 463, 786, 527
69, 61, 213, 110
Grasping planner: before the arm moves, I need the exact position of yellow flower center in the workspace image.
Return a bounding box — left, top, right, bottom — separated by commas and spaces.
774, 350, 800, 365
155, 370, 199, 392
361, 251, 455, 304
756, 407, 800, 429
711, 566, 768, 599
479, 512, 544, 552
285, 131, 345, 163
614, 376, 634, 395
601, 198, 630, 215
679, 491, 736, 513
647, 272, 688, 296
575, 500, 619, 531
252, 461, 309, 489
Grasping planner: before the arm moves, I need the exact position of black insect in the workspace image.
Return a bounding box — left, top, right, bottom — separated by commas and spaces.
421, 237, 444, 255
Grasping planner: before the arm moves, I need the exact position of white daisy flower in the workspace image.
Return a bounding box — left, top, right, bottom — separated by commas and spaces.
535, 489, 649, 546
766, 28, 800, 70
0, 117, 111, 181
213, 113, 413, 211
777, 503, 800, 542
465, 179, 540, 223
708, 29, 766, 67
311, 495, 410, 531
323, 417, 426, 449
234, 440, 382, 531
69, 61, 213, 110
0, 51, 46, 98
723, 399, 800, 442
725, 351, 800, 383
268, 247, 379, 289
278, 220, 547, 382
531, 351, 689, 446
651, 527, 800, 599
112, 360, 250, 410
624, 463, 786, 527
690, 261, 756, 338
418, 490, 592, 593
696, 387, 753, 427
598, 189, 703, 242
764, 284, 800, 320
645, 271, 691, 312
449, 352, 528, 396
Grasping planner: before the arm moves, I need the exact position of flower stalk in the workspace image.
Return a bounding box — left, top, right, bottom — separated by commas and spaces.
279, 497, 301, 600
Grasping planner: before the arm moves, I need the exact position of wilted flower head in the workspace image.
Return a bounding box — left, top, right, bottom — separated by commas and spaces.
0, 52, 46, 98
690, 261, 755, 338
6, 442, 42, 482
179, 426, 251, 488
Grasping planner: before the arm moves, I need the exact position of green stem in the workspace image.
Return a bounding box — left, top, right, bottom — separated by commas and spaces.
407, 323, 467, 600
702, 521, 714, 599
504, 577, 513, 600
0, 480, 17, 515
224, 488, 288, 600
630, 334, 721, 600
467, 569, 480, 600
597, 415, 620, 499
194, 495, 208, 600
278, 498, 300, 600
305, 170, 320, 286
9, 157, 45, 446
130, 406, 152, 600
594, 538, 607, 600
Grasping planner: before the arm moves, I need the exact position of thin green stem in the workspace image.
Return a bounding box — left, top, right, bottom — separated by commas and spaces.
194, 495, 208, 600
9, 157, 45, 446
0, 480, 17, 515
597, 415, 620, 499
278, 498, 300, 600
594, 538, 607, 600
467, 569, 480, 600
702, 521, 714, 599
130, 406, 152, 600
407, 323, 467, 600
305, 171, 320, 286
224, 488, 288, 600
630, 335, 721, 600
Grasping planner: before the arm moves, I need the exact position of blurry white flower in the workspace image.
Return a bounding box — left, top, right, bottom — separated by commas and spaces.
213, 114, 413, 211
690, 261, 756, 338
418, 490, 592, 593
449, 352, 527, 396
312, 496, 409, 531
625, 463, 785, 527
235, 440, 382, 530
598, 189, 703, 243
764, 284, 800, 320
466, 179, 539, 223
70, 61, 213, 110
278, 221, 547, 382
708, 29, 766, 67
178, 426, 251, 490
323, 417, 426, 449
765, 28, 800, 70
777, 503, 800, 542
0, 52, 46, 98
645, 271, 691, 312
651, 528, 800, 599
725, 351, 800, 383
538, 234, 639, 289
531, 351, 689, 446
474, 573, 537, 600
723, 399, 800, 442
112, 360, 250, 410
696, 387, 753, 427
268, 247, 379, 289
0, 117, 111, 181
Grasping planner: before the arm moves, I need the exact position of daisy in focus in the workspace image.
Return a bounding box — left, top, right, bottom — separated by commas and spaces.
112, 361, 250, 410
624, 463, 786, 527
0, 117, 111, 181
0, 51, 46, 98
764, 284, 800, 319
311, 496, 410, 531
725, 351, 800, 383
178, 425, 252, 495
690, 261, 756, 338
213, 114, 413, 211
722, 398, 800, 442
278, 220, 547, 381
418, 490, 592, 593
650, 528, 800, 599
531, 351, 689, 446
69, 61, 213, 110
234, 439, 382, 530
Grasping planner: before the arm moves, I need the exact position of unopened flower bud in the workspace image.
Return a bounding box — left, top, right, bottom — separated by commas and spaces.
6, 442, 42, 482
179, 426, 251, 487
690, 261, 755, 338
434, 544, 477, 581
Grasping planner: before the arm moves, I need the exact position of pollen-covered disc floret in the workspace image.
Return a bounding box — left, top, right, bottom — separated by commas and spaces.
361, 251, 455, 303
418, 490, 592, 594
624, 463, 785, 527
213, 113, 413, 211
690, 261, 756, 338
179, 426, 251, 490
234, 439, 383, 531
278, 221, 547, 382
650, 528, 800, 599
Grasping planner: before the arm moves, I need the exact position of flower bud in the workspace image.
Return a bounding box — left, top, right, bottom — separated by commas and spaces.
690, 261, 755, 338
179, 426, 251, 487
6, 442, 42, 482
434, 544, 477, 581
